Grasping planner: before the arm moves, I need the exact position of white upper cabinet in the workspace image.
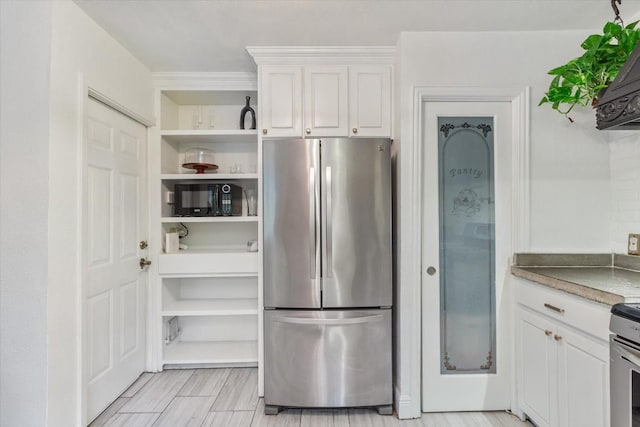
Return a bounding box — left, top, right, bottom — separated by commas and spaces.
260, 65, 302, 137
304, 66, 348, 137
249, 46, 395, 139
349, 66, 391, 137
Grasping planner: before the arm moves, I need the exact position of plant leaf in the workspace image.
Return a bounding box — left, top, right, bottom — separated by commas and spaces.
540, 20, 640, 121
581, 34, 602, 50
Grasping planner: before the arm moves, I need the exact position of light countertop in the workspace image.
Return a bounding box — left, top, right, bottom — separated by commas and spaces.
511, 253, 640, 306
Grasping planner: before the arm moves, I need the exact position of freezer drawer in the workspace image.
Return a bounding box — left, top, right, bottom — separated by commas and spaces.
264, 309, 392, 408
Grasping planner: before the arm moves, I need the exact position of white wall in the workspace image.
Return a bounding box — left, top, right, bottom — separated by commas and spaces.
394, 30, 612, 418
47, 2, 153, 425
0, 2, 52, 426
608, 133, 640, 252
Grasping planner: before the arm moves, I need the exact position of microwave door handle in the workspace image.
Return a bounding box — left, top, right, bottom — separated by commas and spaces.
309, 167, 316, 280
326, 166, 332, 278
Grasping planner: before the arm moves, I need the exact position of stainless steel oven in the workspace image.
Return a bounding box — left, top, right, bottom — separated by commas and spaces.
610, 304, 640, 427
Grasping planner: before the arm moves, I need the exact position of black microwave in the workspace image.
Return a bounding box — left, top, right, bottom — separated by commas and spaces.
173, 182, 242, 217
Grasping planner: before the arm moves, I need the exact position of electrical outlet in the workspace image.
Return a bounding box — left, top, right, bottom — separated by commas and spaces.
629, 233, 640, 255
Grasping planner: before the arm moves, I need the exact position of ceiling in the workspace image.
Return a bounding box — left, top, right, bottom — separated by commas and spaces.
74, 0, 640, 73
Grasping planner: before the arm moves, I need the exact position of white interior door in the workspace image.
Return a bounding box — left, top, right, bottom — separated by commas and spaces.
421, 101, 512, 411
85, 98, 148, 422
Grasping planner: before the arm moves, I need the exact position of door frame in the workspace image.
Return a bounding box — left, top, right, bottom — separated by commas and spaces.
79, 83, 154, 426
402, 87, 530, 416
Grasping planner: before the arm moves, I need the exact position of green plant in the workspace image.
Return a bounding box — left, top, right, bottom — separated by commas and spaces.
539, 21, 640, 122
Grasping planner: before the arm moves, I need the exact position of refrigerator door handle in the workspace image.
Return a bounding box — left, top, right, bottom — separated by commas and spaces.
326, 166, 333, 278
309, 167, 317, 279
275, 314, 383, 325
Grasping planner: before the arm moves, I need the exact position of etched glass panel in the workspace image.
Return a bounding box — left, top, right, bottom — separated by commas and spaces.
438, 117, 496, 374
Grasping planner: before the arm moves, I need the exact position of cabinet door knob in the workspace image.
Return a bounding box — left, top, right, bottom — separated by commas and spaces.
305, 128, 311, 134
139, 240, 148, 250
352, 128, 358, 134
554, 334, 562, 341
262, 129, 268, 134
426, 266, 437, 276
544, 330, 553, 336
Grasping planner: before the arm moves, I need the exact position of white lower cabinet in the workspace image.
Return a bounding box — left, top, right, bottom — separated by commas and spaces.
518, 309, 557, 427
556, 325, 609, 427
515, 278, 610, 427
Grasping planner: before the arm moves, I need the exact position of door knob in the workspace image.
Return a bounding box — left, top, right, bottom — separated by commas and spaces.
139, 258, 152, 270
139, 240, 148, 250
426, 266, 437, 276
305, 128, 311, 134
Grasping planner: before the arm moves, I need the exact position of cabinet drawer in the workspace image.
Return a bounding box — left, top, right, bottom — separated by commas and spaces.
514, 277, 610, 342
158, 252, 259, 275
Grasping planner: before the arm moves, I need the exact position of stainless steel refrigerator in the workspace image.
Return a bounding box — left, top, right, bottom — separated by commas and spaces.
263, 138, 392, 415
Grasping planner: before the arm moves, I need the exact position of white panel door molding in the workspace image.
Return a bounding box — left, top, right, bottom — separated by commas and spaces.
421, 101, 512, 411
399, 87, 529, 418
85, 98, 148, 423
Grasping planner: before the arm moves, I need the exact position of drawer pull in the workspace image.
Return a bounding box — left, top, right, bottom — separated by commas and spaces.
544, 330, 553, 336
544, 303, 565, 314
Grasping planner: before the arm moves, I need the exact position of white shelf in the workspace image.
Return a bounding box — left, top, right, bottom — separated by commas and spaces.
161, 216, 258, 223
162, 298, 258, 316
158, 250, 259, 275
161, 272, 258, 279
161, 129, 257, 144
163, 340, 258, 365
161, 173, 258, 180
161, 90, 257, 106
162, 248, 253, 253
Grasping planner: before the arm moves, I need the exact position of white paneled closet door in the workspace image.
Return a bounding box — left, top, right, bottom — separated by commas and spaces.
85, 98, 148, 422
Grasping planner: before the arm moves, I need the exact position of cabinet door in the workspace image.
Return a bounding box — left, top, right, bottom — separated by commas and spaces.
260, 65, 302, 137
516, 308, 557, 427
304, 66, 348, 137
556, 326, 609, 427
348, 66, 391, 137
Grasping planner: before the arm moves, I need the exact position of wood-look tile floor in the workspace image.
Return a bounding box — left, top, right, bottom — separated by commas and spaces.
90, 368, 533, 427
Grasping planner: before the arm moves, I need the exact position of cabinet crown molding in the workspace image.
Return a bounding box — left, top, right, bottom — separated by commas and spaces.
152, 72, 257, 90
246, 46, 396, 65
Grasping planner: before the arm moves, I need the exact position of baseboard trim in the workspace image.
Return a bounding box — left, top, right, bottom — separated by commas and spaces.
394, 385, 420, 419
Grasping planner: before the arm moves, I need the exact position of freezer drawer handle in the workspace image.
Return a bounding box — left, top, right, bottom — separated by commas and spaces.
276, 314, 383, 325
309, 167, 317, 279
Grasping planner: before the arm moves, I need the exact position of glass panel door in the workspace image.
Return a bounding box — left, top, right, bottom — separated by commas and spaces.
438, 117, 496, 374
